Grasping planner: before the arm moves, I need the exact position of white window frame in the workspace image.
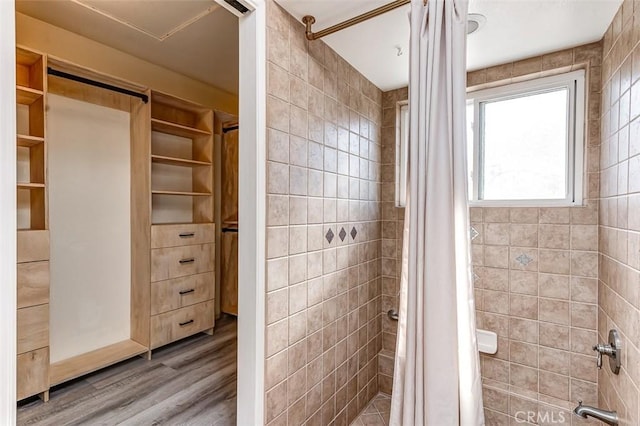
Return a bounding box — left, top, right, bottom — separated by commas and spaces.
396, 101, 409, 207
467, 70, 585, 207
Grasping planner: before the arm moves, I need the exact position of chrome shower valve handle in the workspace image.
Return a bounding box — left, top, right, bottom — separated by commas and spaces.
592, 329, 621, 375
593, 343, 614, 369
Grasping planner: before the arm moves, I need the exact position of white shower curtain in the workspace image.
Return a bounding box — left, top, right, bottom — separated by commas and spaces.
389, 0, 484, 425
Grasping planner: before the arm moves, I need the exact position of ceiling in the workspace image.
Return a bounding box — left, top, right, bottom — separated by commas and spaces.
16, 0, 622, 95
16, 0, 239, 95
278, 0, 622, 91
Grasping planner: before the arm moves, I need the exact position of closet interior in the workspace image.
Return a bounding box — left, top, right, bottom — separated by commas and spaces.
14, 43, 239, 406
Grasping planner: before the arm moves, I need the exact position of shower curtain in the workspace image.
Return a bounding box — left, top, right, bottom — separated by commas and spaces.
389, 0, 484, 425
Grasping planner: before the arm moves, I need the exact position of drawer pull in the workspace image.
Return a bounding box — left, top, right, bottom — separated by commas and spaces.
179, 258, 195, 264
179, 319, 194, 327
179, 232, 195, 238
179, 289, 195, 295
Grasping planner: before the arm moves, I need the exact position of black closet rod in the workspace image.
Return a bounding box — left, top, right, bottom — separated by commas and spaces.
223, 125, 239, 133
47, 67, 149, 104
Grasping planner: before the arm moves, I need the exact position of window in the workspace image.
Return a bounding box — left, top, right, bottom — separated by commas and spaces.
395, 70, 585, 207
396, 102, 409, 207
467, 70, 585, 206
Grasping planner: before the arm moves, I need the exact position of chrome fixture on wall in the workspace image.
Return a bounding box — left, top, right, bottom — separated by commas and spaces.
593, 329, 621, 374
387, 309, 399, 321
573, 401, 618, 425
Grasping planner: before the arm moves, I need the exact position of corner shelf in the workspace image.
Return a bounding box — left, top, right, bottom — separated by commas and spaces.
17, 134, 45, 147
151, 155, 211, 167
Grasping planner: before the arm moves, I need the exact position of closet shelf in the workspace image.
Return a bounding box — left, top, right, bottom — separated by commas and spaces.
17, 183, 45, 189
152, 190, 212, 196
49, 339, 148, 386
151, 155, 211, 167
17, 86, 44, 105
151, 118, 211, 138
17, 134, 45, 147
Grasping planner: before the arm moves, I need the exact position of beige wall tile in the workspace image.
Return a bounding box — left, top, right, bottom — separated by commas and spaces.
539, 225, 571, 249
539, 299, 570, 325
510, 364, 538, 392
510, 224, 538, 247
539, 274, 570, 300
539, 371, 569, 400
264, 3, 383, 422
539, 250, 571, 274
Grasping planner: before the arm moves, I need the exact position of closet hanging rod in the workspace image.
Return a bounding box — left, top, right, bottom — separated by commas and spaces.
302, 0, 414, 41
223, 125, 239, 133
47, 67, 149, 104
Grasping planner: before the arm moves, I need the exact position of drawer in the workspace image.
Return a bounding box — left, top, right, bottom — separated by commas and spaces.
17, 304, 49, 354
151, 224, 215, 249
150, 300, 215, 349
151, 243, 214, 282
17, 261, 49, 309
151, 272, 214, 315
17, 347, 49, 401
17, 230, 49, 263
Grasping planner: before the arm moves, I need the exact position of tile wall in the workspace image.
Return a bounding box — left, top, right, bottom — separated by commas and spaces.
379, 87, 408, 394
599, 1, 640, 424
379, 43, 603, 424
263, 1, 384, 424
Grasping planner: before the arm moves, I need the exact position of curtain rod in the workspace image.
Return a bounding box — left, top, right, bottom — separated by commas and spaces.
47, 67, 149, 104
302, 0, 416, 41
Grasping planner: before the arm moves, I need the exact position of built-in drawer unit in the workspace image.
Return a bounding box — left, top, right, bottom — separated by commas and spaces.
150, 300, 215, 349
151, 223, 215, 249
17, 230, 49, 263
17, 261, 49, 309
151, 243, 214, 282
151, 272, 214, 315
17, 347, 49, 401
17, 304, 49, 354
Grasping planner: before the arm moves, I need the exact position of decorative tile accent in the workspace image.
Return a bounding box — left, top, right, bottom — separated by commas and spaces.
351, 227, 357, 240
325, 228, 334, 244
339, 227, 347, 242
470, 226, 479, 241
473, 272, 480, 282
515, 253, 534, 266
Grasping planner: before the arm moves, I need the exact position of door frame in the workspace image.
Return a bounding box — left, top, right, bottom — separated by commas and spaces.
0, 0, 17, 422
237, 1, 266, 424
0, 1, 267, 423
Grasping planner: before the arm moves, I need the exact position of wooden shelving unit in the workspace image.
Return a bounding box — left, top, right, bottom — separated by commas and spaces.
150, 91, 214, 225
15, 46, 50, 402
148, 91, 215, 355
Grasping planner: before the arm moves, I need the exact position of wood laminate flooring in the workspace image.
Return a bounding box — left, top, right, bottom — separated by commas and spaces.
18, 316, 237, 426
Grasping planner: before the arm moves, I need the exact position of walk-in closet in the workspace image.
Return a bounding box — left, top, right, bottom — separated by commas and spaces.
13, 1, 240, 423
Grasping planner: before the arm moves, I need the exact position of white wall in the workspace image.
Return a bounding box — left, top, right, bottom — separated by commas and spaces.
48, 94, 131, 362
0, 1, 17, 423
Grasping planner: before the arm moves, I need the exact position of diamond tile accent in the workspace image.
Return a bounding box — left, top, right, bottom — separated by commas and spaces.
470, 226, 479, 241
473, 272, 480, 282
339, 227, 347, 242
515, 253, 533, 266
350, 227, 357, 240
326, 228, 334, 244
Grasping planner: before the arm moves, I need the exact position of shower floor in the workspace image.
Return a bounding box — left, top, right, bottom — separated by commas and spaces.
351, 393, 391, 425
